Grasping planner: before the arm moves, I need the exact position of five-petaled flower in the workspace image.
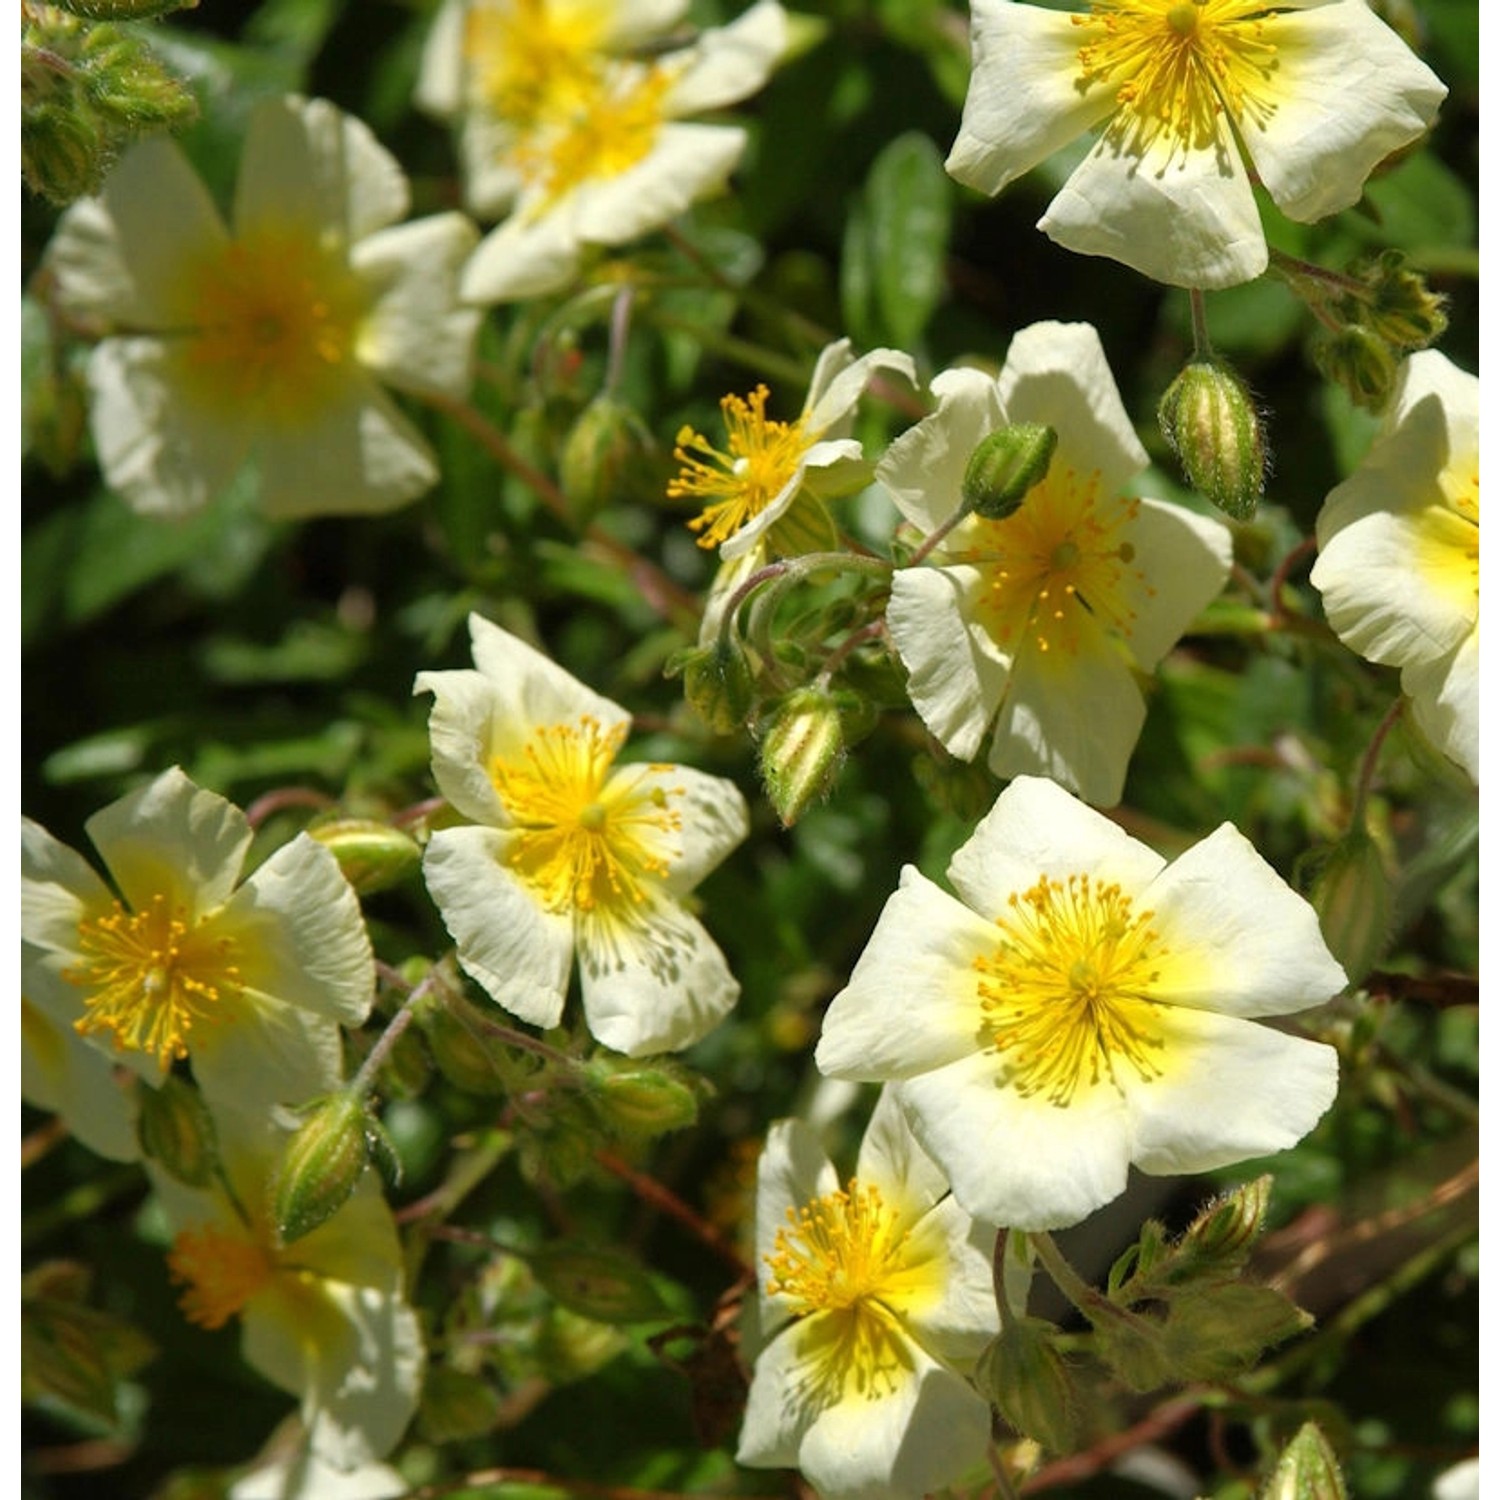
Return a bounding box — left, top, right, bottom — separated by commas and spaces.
816, 776, 1344, 1231
44, 94, 482, 518
152, 1101, 423, 1471
883, 321, 1231, 808
417, 613, 750, 1056
21, 767, 374, 1111
419, 0, 787, 303
1311, 350, 1478, 783
737, 1088, 1018, 1500
946, 0, 1448, 289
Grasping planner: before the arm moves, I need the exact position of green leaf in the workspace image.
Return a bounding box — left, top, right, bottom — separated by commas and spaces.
533, 1244, 671, 1325
866, 131, 952, 348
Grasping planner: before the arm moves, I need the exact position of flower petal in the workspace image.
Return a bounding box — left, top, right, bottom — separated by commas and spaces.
1403, 631, 1478, 783
632, 764, 749, 896
422, 825, 574, 1029
21, 817, 113, 957
191, 1003, 346, 1111
21, 996, 139, 1162
1115, 498, 1231, 670
816, 867, 995, 1081
804, 347, 916, 441
663, 0, 787, 116
1147, 822, 1347, 1018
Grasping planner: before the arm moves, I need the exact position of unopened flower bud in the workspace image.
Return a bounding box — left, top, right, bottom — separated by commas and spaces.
680, 638, 755, 734
757, 686, 848, 827
1180, 1175, 1272, 1275
560, 395, 660, 527
136, 1074, 218, 1187
1262, 1421, 1348, 1500
1310, 828, 1389, 985
413, 984, 510, 1096
533, 1243, 670, 1324
1159, 358, 1267, 521
962, 423, 1058, 520
1313, 325, 1398, 411
585, 1058, 700, 1139
1351, 250, 1448, 354
271, 1094, 372, 1246
307, 818, 422, 896
974, 1318, 1080, 1453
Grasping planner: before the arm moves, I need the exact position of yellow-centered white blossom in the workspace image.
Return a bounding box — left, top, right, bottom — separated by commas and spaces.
417, 614, 749, 1056
44, 94, 481, 518
946, 0, 1448, 288
817, 776, 1344, 1231
1311, 351, 1478, 783
738, 1089, 1013, 1500
21, 767, 373, 1111
884, 322, 1230, 807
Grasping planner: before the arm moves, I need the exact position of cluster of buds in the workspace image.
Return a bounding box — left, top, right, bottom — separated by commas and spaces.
22, 1, 198, 205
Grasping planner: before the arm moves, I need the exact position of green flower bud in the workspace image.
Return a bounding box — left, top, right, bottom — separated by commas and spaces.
307, 818, 422, 896
1310, 827, 1390, 985
961, 423, 1058, 520
559, 395, 661, 527
1159, 358, 1267, 521
416, 1366, 502, 1444
21, 1294, 154, 1425
136, 1074, 218, 1187
585, 1057, 700, 1139
1262, 1421, 1348, 1500
413, 983, 511, 1096
1178, 1175, 1272, 1277
1355, 251, 1449, 353
533, 1243, 670, 1324
757, 686, 848, 827
680, 638, 755, 734
270, 1093, 372, 1246
974, 1317, 1080, 1453
53, 0, 200, 20
1313, 325, 1398, 411
1090, 1304, 1175, 1393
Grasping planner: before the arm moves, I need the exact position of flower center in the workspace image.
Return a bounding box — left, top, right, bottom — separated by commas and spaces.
65, 894, 242, 1070
669, 385, 811, 549
1073, 0, 1280, 157
463, 0, 611, 129
953, 464, 1147, 657
976, 874, 1167, 1106
167, 1225, 275, 1330
183, 226, 366, 419
514, 58, 675, 208
491, 717, 683, 915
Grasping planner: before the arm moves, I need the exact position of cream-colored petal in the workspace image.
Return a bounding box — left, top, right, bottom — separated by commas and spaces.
753, 1118, 841, 1336
460, 206, 583, 303
1146, 822, 1347, 1018
947, 774, 1166, 916
804, 347, 916, 440
457, 111, 528, 220
87, 339, 251, 519
896, 1196, 1000, 1370
422, 826, 574, 1029
1041, 128, 1266, 290
255, 381, 438, 520
216, 834, 375, 1028
664, 0, 787, 116
84, 767, 252, 918
353, 213, 482, 400
1123, 1006, 1339, 1177
413, 667, 512, 827
1239, 1, 1447, 225
21, 817, 113, 956
414, 0, 466, 119
622, 764, 748, 897
21, 997, 139, 1162
1116, 498, 1232, 670
815, 867, 995, 1081
1403, 631, 1479, 784
576, 892, 739, 1056
887, 564, 1009, 763
945, 0, 1113, 195
987, 613, 1146, 808
897, 1050, 1133, 1231
856, 1085, 953, 1224
878, 367, 1005, 533
235, 96, 409, 246
190, 1002, 346, 1112
231, 1451, 410, 1500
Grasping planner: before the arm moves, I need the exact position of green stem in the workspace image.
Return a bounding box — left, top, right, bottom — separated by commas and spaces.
1188, 288, 1213, 360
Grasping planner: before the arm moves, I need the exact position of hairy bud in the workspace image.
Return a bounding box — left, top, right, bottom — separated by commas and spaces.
757, 686, 850, 827
1159, 358, 1267, 521
1310, 828, 1390, 985
1262, 1421, 1348, 1500
136, 1074, 218, 1187
1313, 325, 1398, 411
271, 1094, 375, 1246
962, 423, 1058, 520
679, 638, 756, 734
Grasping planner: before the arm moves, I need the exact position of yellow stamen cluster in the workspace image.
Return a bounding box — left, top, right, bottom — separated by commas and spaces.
167, 1225, 275, 1330
492, 716, 682, 916
953, 465, 1149, 656
184, 227, 366, 420
464, 0, 610, 129
976, 873, 1167, 1106
1074, 0, 1280, 158
670, 385, 811, 549
66, 893, 242, 1069
765, 1181, 916, 1402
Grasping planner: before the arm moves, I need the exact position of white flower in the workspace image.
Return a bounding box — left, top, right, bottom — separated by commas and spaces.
737, 1088, 1015, 1500
21, 768, 374, 1111
1310, 350, 1478, 782
44, 94, 481, 519
883, 321, 1231, 807
816, 776, 1344, 1232
153, 1102, 423, 1471
946, 0, 1448, 289
231, 1450, 411, 1500
21, 993, 138, 1161
454, 1, 787, 303
416, 614, 750, 1056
